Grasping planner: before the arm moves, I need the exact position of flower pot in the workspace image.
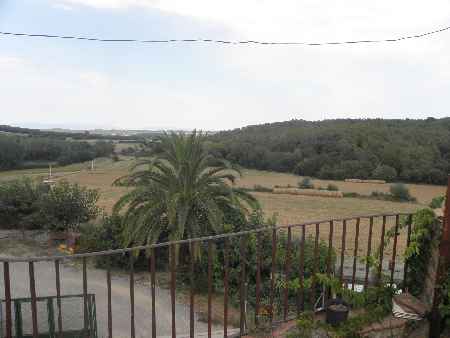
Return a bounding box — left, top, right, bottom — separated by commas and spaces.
325, 298, 349, 326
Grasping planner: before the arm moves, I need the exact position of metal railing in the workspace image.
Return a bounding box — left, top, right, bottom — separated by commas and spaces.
1, 212, 414, 338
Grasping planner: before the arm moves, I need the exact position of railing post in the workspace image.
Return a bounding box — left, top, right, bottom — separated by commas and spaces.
430, 175, 450, 337
255, 232, 261, 325
82, 257, 89, 338
29, 261, 39, 338
189, 242, 195, 338
239, 236, 247, 336
3, 262, 12, 338
207, 240, 213, 338
129, 255, 135, 338
170, 244, 176, 338
270, 228, 277, 323
223, 239, 229, 338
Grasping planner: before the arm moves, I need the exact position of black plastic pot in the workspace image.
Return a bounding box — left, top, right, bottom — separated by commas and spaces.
325, 298, 349, 326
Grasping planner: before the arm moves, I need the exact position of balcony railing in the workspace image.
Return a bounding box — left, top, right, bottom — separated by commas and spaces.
1, 212, 414, 338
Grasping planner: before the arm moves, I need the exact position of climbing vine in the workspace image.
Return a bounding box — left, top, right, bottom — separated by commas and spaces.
403, 208, 441, 295
363, 208, 441, 296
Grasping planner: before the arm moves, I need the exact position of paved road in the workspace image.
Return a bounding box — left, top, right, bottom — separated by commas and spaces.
1, 260, 224, 338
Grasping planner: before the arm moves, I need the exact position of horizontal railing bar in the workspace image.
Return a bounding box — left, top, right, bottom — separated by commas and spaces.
0, 212, 413, 263
0, 294, 95, 302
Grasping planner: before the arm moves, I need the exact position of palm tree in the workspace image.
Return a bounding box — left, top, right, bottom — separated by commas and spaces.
113, 131, 258, 247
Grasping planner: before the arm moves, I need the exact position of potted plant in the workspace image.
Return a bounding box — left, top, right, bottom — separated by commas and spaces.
315, 274, 351, 326
326, 295, 350, 326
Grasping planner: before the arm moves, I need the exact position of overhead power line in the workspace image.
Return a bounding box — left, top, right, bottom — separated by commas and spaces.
0, 24, 449, 46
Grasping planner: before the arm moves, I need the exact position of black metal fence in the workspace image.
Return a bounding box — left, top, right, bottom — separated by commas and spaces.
1, 212, 413, 338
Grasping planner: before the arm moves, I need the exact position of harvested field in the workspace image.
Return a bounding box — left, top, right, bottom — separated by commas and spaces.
345, 178, 386, 184
253, 192, 421, 258
235, 169, 446, 205
0, 163, 432, 260
273, 187, 343, 198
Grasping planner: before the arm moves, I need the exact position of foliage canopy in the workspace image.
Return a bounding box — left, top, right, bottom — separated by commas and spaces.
114, 131, 259, 248
209, 118, 450, 185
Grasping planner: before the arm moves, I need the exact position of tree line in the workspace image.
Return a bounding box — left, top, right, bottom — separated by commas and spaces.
0, 124, 145, 141
207, 118, 450, 185
0, 134, 115, 170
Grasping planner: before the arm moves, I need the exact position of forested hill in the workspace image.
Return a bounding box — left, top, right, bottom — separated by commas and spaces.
208, 118, 450, 185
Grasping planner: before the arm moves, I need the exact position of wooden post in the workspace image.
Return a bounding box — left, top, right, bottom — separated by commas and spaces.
430, 175, 450, 337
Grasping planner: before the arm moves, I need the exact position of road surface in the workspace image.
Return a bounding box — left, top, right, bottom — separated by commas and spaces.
0, 260, 225, 337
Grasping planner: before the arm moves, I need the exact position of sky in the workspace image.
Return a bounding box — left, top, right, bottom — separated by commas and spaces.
0, 0, 449, 130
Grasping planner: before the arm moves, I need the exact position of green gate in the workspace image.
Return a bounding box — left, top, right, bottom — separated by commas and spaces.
1, 294, 97, 338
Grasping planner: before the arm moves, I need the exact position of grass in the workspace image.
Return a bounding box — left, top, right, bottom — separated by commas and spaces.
0, 157, 133, 182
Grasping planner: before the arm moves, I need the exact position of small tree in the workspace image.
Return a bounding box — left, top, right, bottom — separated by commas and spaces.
38, 181, 100, 232
429, 195, 445, 209
390, 183, 414, 202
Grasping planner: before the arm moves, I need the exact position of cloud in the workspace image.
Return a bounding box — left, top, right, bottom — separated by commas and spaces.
54, 1, 450, 41
0, 56, 25, 71
4, 2, 450, 130
55, 0, 153, 10
79, 71, 111, 88
52, 3, 74, 10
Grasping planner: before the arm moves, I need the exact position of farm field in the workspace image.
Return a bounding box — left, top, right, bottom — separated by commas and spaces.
1, 158, 442, 258
236, 169, 446, 205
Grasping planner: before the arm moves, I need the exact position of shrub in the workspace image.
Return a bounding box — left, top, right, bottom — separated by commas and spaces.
253, 184, 273, 193
111, 153, 120, 162
0, 178, 49, 230
326, 183, 339, 191
343, 192, 361, 198
37, 181, 100, 232
389, 183, 414, 202
78, 215, 135, 268
0, 179, 102, 232
429, 195, 445, 209
298, 177, 314, 189
371, 191, 390, 199
372, 165, 397, 182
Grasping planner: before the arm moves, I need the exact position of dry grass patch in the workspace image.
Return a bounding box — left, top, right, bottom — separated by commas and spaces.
236, 169, 446, 205
252, 192, 421, 257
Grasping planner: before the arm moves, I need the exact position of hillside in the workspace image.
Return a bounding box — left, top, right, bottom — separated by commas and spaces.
209, 118, 450, 185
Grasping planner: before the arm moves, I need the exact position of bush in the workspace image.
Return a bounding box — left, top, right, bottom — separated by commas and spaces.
390, 183, 414, 202
37, 181, 100, 232
79, 215, 133, 268
0, 178, 49, 230
298, 177, 314, 189
429, 195, 445, 209
111, 153, 120, 162
326, 183, 339, 191
343, 192, 361, 198
253, 184, 273, 193
372, 165, 397, 182
371, 191, 391, 199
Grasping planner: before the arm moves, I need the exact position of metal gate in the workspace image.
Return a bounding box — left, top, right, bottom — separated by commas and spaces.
1, 294, 97, 338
